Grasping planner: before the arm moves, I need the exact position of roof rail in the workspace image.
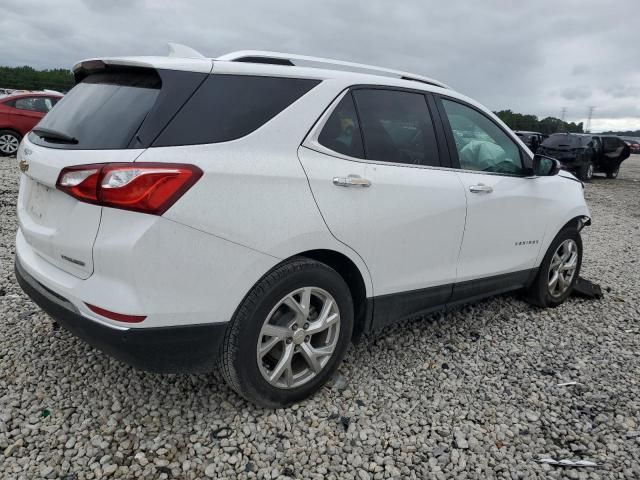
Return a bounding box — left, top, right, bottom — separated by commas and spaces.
216, 50, 450, 89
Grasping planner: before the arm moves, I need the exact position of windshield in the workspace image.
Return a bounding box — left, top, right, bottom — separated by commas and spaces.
31, 70, 161, 150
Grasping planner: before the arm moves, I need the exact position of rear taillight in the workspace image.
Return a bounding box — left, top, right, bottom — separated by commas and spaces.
56, 163, 202, 215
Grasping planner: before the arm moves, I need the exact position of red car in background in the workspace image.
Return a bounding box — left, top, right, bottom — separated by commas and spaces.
0, 92, 63, 156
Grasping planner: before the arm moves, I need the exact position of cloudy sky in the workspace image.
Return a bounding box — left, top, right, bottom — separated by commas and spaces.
1, 0, 638, 131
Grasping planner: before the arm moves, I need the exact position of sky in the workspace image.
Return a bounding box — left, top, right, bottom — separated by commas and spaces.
1, 0, 638, 132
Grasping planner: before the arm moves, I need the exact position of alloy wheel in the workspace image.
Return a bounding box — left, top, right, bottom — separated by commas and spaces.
257, 286, 340, 389
0, 134, 19, 155
548, 239, 579, 298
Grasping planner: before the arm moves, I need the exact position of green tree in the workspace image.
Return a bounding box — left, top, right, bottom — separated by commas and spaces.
0, 66, 74, 92
494, 110, 584, 134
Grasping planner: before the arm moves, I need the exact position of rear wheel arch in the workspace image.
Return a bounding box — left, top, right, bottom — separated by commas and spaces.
291, 249, 370, 340
0, 127, 23, 138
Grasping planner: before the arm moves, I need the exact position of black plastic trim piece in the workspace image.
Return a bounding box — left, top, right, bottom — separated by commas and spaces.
15, 258, 226, 373
368, 269, 537, 332
233, 56, 295, 66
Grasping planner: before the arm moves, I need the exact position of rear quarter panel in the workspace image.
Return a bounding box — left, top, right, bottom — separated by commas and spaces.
136, 79, 374, 296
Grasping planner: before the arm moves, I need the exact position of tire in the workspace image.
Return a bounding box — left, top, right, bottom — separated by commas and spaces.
606, 165, 620, 179
0, 130, 21, 157
526, 227, 582, 308
577, 161, 594, 182
219, 258, 354, 408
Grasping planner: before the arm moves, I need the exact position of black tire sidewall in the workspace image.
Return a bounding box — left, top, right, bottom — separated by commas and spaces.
534, 228, 582, 307
227, 261, 354, 407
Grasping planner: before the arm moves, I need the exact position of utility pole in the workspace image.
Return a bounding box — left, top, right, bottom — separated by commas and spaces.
585, 106, 595, 133
560, 107, 567, 122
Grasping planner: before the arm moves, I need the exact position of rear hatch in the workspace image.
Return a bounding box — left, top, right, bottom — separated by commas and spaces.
539, 135, 583, 162
17, 62, 210, 279
17, 143, 144, 279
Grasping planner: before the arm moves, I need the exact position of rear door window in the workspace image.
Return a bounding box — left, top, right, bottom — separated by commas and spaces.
153, 75, 320, 147
352, 89, 440, 166
31, 70, 162, 149
317, 93, 364, 158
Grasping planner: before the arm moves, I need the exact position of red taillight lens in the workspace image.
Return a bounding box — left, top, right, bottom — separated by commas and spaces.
86, 303, 146, 323
56, 163, 203, 215
57, 166, 101, 203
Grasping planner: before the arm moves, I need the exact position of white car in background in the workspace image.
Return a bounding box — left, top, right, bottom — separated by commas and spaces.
15, 48, 590, 407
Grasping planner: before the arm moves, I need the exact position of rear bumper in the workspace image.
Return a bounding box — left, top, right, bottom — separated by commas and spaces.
15, 257, 227, 373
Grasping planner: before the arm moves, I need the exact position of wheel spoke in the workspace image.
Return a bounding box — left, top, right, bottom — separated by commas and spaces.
258, 336, 281, 358
300, 343, 333, 373
307, 312, 339, 336
550, 253, 562, 270
307, 299, 339, 335
268, 342, 295, 385
284, 287, 312, 319
548, 270, 559, 291
557, 272, 566, 291
562, 253, 578, 271
261, 324, 290, 340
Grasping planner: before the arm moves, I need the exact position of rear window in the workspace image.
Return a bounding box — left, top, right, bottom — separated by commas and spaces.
31, 70, 161, 149
153, 75, 320, 147
542, 135, 583, 148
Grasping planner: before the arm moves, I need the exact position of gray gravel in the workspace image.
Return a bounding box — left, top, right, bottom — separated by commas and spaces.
1, 154, 640, 480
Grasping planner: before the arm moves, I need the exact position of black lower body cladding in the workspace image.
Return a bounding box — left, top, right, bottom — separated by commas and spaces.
14, 257, 226, 373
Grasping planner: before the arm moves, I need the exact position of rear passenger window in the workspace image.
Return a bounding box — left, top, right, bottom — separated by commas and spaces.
154, 75, 320, 146
318, 93, 364, 158
353, 89, 440, 166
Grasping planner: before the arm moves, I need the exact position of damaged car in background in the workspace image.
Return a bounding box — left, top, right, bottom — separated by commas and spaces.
538, 133, 630, 181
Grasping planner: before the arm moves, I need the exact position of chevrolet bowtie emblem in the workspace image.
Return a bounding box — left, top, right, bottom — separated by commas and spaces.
18, 159, 29, 173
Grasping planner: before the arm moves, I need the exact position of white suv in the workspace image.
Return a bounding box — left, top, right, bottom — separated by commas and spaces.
15, 48, 590, 407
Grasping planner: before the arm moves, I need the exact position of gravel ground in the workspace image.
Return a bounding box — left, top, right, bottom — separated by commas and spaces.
1, 154, 639, 480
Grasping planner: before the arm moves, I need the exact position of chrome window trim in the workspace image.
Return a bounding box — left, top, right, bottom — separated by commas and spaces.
302, 88, 531, 179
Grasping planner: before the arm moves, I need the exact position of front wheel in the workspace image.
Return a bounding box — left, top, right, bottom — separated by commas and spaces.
526, 227, 582, 308
219, 258, 354, 408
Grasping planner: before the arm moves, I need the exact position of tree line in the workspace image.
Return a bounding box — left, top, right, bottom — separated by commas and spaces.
0, 66, 74, 92
494, 110, 584, 134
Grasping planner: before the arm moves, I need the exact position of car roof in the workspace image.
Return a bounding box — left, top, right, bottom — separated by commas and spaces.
73, 48, 452, 93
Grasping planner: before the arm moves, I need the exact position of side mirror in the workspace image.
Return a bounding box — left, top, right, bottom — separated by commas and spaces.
532, 154, 561, 176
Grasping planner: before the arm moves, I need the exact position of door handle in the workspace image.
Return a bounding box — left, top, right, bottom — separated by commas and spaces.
469, 184, 493, 194
333, 175, 372, 188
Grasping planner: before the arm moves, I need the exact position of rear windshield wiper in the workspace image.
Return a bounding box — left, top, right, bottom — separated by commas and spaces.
32, 127, 79, 144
